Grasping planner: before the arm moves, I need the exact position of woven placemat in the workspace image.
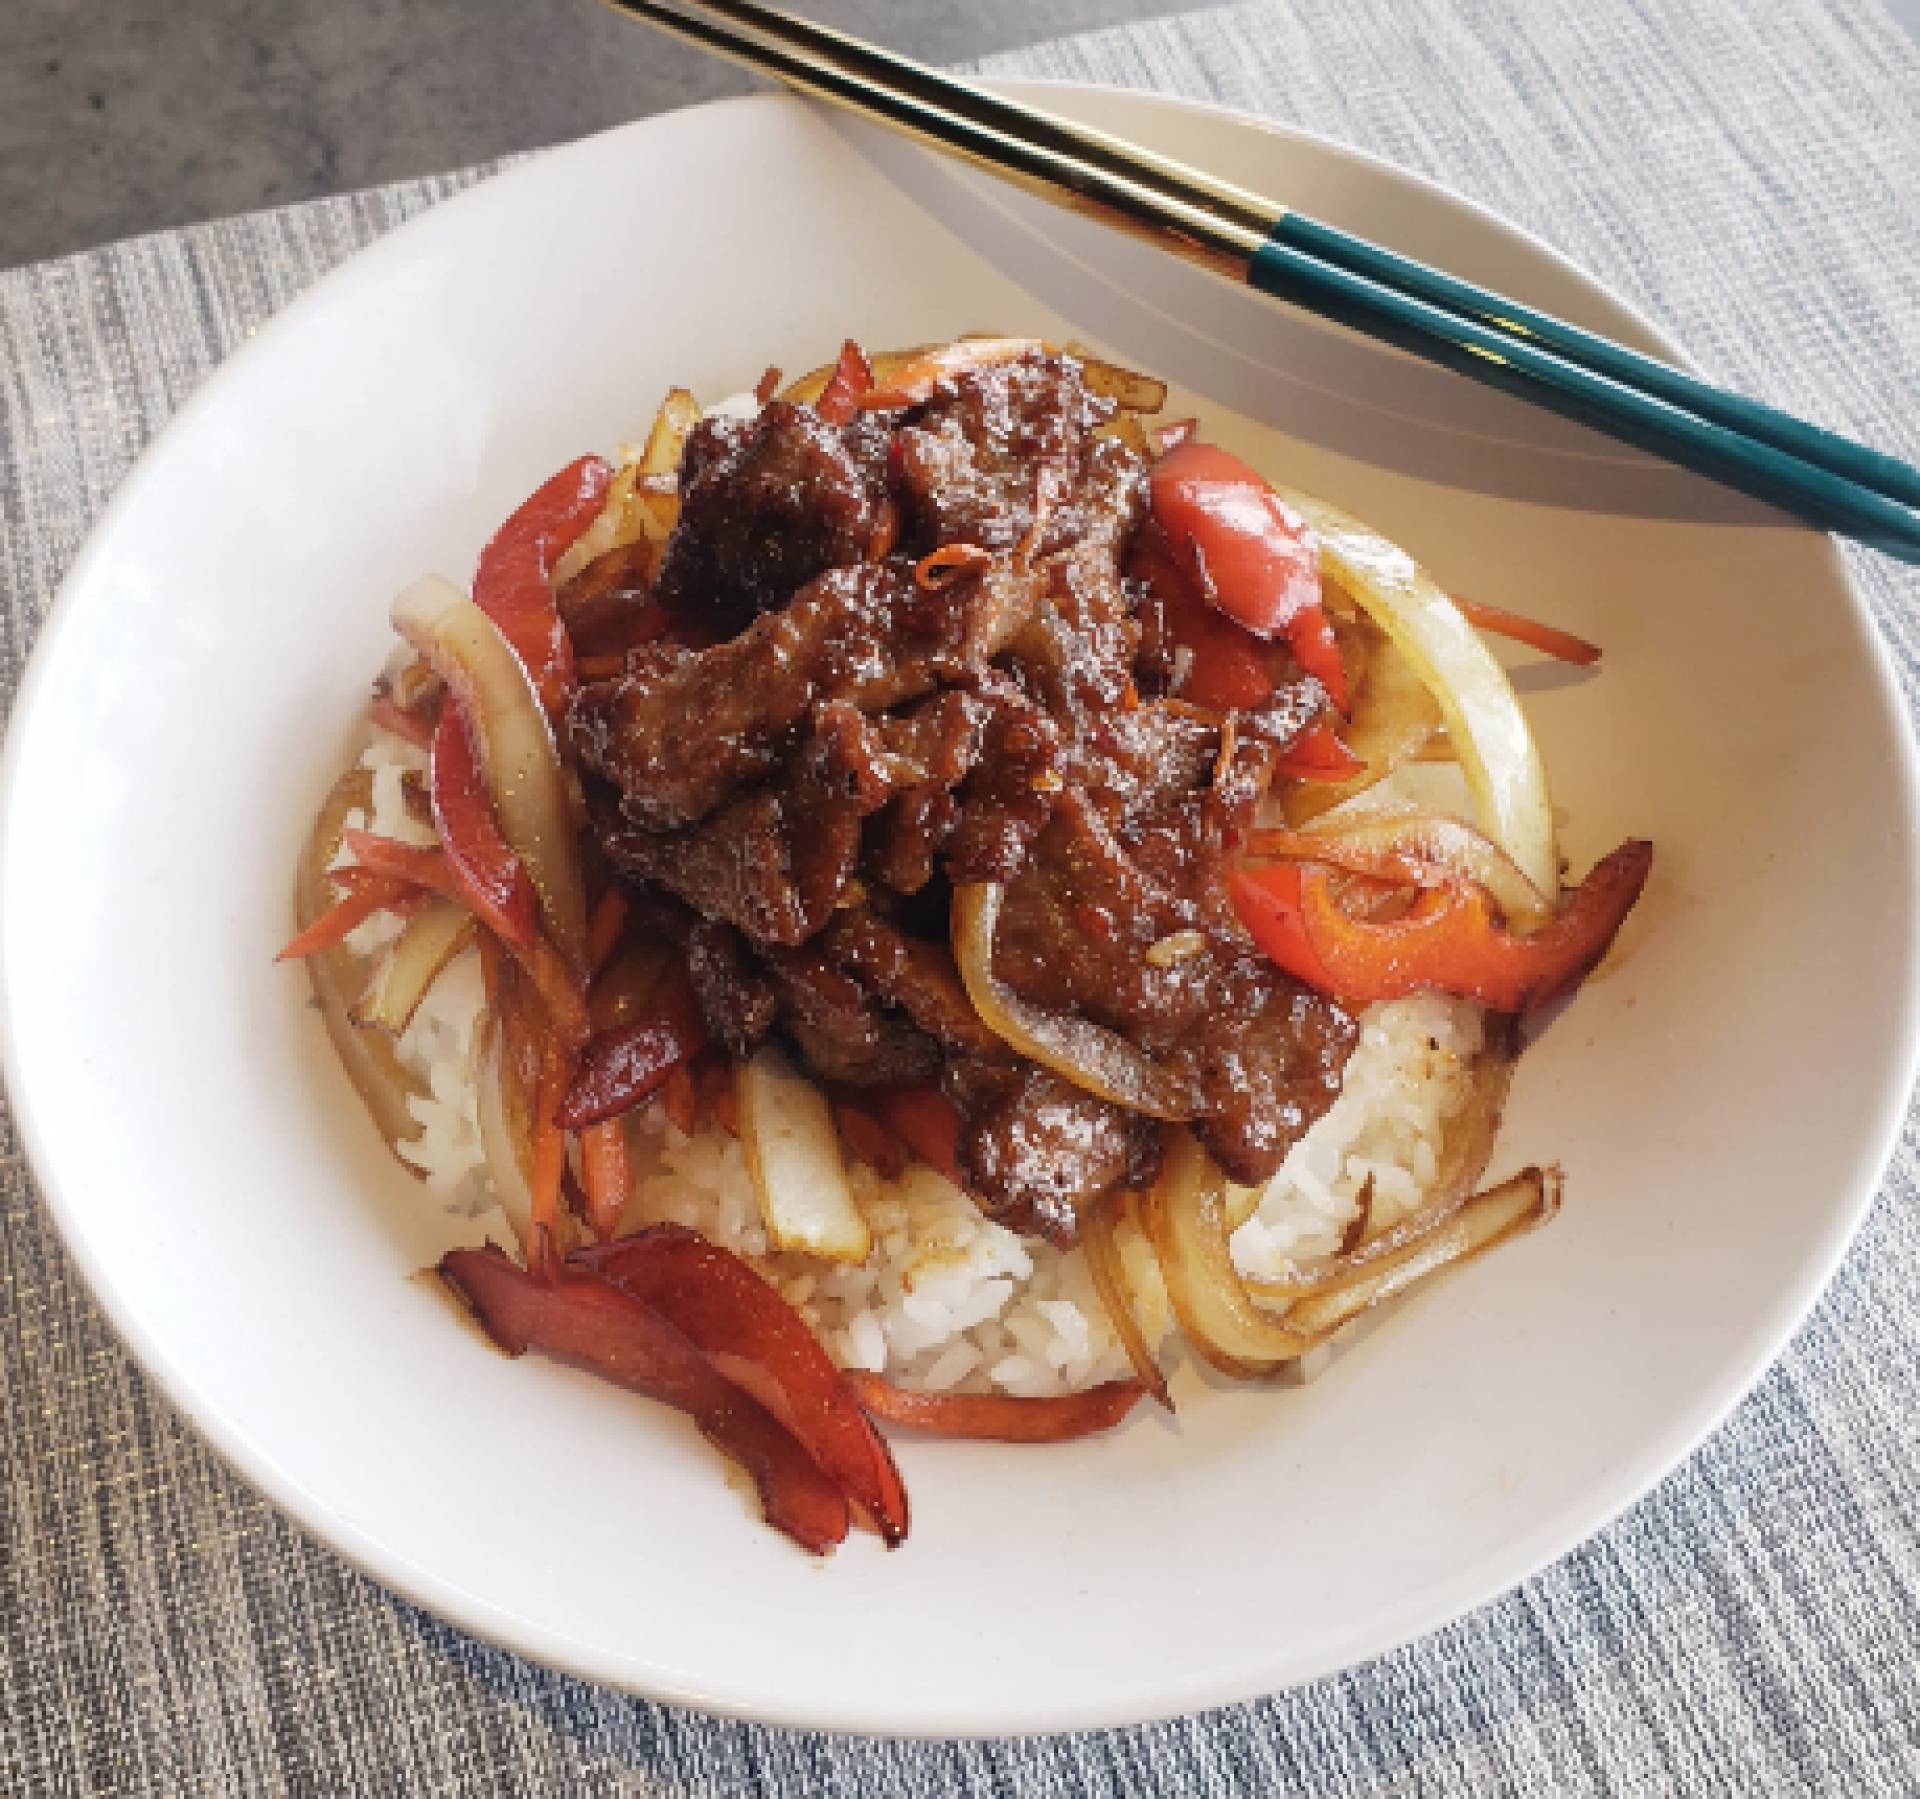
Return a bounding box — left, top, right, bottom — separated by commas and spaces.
2, 0, 1916, 1791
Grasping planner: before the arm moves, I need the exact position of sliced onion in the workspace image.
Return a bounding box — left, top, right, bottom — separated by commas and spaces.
1064, 343, 1169, 412
951, 883, 1201, 1121
1284, 622, 1439, 824
1272, 488, 1558, 896
638, 387, 703, 477
294, 762, 428, 1157
1082, 1194, 1171, 1407
1140, 1128, 1323, 1376
474, 1006, 536, 1258
1250, 812, 1553, 933
1282, 1167, 1560, 1337
1245, 1026, 1515, 1301
736, 1046, 872, 1263
549, 459, 664, 591
1220, 1178, 1268, 1234
390, 575, 589, 973
351, 900, 475, 1035
1098, 410, 1153, 458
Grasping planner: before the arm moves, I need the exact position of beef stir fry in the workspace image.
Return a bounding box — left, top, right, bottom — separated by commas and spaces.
285, 336, 1650, 1553
572, 350, 1357, 1242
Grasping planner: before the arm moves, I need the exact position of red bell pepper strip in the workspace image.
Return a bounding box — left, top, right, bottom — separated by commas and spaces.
439, 1247, 849, 1554
1230, 839, 1653, 1012
1452, 595, 1602, 667
555, 965, 708, 1129
579, 1225, 911, 1546
1270, 721, 1365, 783
869, 1085, 965, 1188
473, 455, 613, 717
845, 1373, 1147, 1443
1149, 441, 1349, 711
812, 339, 874, 425
1166, 600, 1276, 712
857, 337, 1043, 410
275, 869, 422, 961
430, 705, 541, 957
1129, 534, 1275, 713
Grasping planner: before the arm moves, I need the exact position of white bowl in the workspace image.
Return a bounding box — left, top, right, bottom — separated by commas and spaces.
3, 84, 1915, 1737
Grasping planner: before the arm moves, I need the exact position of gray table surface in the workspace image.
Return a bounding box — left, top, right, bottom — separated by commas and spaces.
8, 0, 1917, 273
1, 1, 1219, 270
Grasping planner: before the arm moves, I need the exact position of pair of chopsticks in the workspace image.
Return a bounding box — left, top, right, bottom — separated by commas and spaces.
602, 0, 1920, 564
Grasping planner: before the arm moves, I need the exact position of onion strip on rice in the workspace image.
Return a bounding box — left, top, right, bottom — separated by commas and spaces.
1142, 1128, 1328, 1377
1082, 1193, 1171, 1408
351, 899, 475, 1036
1244, 1023, 1515, 1301
293, 763, 429, 1158
1280, 1166, 1561, 1338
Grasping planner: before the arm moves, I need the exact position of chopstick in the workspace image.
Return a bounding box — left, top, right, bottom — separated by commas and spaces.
602, 0, 1920, 563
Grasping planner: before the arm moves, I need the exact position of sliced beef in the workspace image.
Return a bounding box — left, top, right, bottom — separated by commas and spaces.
821, 908, 999, 1058
864, 691, 991, 895
763, 946, 941, 1089
989, 778, 1355, 1186
1001, 443, 1147, 722
944, 1055, 1158, 1245
596, 701, 891, 947
894, 352, 1115, 556
656, 402, 889, 630
580, 349, 1358, 1241
572, 558, 1042, 831
940, 680, 1067, 886
685, 918, 779, 1057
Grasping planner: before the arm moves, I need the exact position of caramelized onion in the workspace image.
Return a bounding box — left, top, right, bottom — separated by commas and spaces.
951, 883, 1201, 1121
1082, 1194, 1171, 1408
474, 1006, 536, 1258
390, 575, 589, 974
548, 462, 676, 590
293, 762, 428, 1157
736, 1045, 872, 1263
1273, 489, 1558, 896
1065, 344, 1169, 412
1284, 622, 1439, 823
1249, 813, 1554, 934
351, 900, 474, 1035
1147, 1079, 1546, 1378
1281, 1166, 1560, 1337
1140, 1128, 1324, 1376
638, 386, 703, 476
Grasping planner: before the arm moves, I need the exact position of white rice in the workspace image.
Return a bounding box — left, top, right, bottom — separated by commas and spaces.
339, 729, 1486, 1397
